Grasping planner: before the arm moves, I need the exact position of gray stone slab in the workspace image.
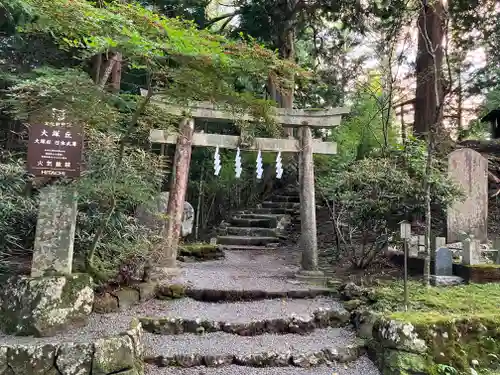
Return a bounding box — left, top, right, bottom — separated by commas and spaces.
430, 275, 464, 286
435, 247, 453, 276
31, 186, 77, 277
447, 148, 488, 242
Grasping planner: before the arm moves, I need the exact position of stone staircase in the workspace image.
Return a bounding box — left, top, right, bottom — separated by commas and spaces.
133, 249, 380, 375
216, 187, 303, 250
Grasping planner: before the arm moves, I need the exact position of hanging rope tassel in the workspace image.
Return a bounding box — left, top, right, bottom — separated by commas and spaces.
276, 151, 283, 179
256, 149, 263, 180
214, 145, 221, 176
235, 147, 242, 178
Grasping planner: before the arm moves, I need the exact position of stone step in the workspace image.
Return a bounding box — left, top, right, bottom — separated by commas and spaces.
233, 213, 284, 221
145, 357, 381, 374
230, 218, 276, 228
252, 207, 299, 215
217, 236, 279, 246
219, 245, 279, 251
143, 327, 366, 368
262, 201, 300, 209
137, 297, 349, 336
270, 195, 301, 203
227, 227, 278, 237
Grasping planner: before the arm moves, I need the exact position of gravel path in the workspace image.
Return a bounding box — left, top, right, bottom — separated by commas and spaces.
144, 356, 381, 375
144, 327, 357, 358
172, 250, 327, 292
0, 312, 132, 345
133, 297, 343, 322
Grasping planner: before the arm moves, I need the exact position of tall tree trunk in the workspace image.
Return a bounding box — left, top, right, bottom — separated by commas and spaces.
414, 0, 444, 136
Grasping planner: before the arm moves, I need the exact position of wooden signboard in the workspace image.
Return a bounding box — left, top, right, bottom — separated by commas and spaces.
27, 123, 84, 177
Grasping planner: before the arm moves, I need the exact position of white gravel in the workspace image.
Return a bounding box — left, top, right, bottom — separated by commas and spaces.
173, 250, 327, 292
133, 297, 343, 323
144, 327, 357, 358
0, 313, 131, 345
145, 356, 381, 375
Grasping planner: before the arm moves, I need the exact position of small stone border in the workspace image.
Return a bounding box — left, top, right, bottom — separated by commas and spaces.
158, 285, 338, 302
139, 307, 350, 336
94, 282, 158, 313
0, 319, 143, 375
145, 342, 366, 368
94, 283, 339, 314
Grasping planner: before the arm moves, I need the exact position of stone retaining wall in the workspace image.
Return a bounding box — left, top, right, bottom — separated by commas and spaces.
0, 319, 143, 375
367, 316, 500, 374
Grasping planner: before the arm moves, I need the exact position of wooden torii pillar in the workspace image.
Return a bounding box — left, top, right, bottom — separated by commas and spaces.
146, 97, 348, 276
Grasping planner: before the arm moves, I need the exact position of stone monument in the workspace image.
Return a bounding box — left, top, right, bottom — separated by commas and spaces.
0, 116, 94, 337
136, 191, 194, 237
447, 148, 488, 243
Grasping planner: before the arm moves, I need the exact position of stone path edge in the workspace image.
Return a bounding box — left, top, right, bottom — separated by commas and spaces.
94, 283, 340, 314
158, 285, 339, 302
144, 342, 367, 368
140, 307, 350, 336
0, 319, 143, 375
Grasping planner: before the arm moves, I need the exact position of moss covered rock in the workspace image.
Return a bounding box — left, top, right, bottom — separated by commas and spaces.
157, 283, 186, 299
374, 318, 427, 354
382, 349, 429, 375
7, 343, 57, 374
0, 274, 93, 337
178, 243, 224, 261
93, 335, 135, 374
56, 342, 93, 375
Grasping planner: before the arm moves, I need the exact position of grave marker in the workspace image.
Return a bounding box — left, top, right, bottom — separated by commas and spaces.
447, 148, 488, 242
462, 238, 481, 266
435, 247, 453, 276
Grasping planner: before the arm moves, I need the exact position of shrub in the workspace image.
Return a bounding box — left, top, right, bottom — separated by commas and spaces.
319, 138, 463, 268
0, 157, 38, 274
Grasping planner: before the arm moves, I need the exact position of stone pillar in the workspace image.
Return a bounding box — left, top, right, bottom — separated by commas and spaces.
31, 185, 77, 277
298, 125, 322, 276
462, 238, 480, 265
160, 118, 194, 269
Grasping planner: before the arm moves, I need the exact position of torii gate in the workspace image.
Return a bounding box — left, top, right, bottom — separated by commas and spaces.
145, 94, 348, 277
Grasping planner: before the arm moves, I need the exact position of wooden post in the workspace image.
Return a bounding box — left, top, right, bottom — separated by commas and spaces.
161, 118, 194, 268
298, 125, 322, 276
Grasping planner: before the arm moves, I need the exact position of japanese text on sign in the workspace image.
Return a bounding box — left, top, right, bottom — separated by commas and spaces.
27, 123, 83, 178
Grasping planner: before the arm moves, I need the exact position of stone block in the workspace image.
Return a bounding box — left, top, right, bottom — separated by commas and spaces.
6, 343, 57, 374
374, 318, 427, 354
93, 293, 119, 313
0, 274, 93, 337
93, 335, 135, 375
135, 282, 157, 301
56, 342, 93, 375
113, 288, 140, 310
430, 275, 464, 286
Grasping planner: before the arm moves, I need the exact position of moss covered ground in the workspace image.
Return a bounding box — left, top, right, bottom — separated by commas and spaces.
371, 281, 500, 324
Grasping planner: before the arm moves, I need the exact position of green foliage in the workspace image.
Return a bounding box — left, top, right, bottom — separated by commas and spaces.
331, 74, 398, 162
319, 138, 462, 268
0, 157, 37, 272
74, 130, 164, 280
